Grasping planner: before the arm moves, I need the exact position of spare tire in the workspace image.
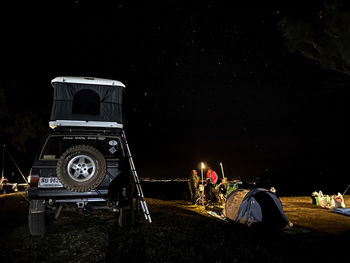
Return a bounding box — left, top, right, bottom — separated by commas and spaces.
57, 145, 106, 192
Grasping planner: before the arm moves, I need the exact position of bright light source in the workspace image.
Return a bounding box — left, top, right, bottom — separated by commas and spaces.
200, 162, 205, 206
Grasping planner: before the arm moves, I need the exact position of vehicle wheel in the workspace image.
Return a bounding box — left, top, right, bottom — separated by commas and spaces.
28, 200, 46, 236
57, 145, 106, 192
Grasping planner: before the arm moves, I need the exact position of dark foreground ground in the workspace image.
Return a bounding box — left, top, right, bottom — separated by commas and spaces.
0, 190, 350, 263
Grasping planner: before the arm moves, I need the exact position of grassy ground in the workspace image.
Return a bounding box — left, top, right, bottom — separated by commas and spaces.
0, 193, 349, 262
279, 195, 350, 234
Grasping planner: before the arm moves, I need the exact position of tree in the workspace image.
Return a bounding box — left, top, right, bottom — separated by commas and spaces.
278, 1, 350, 188
278, 0, 350, 77
0, 85, 49, 170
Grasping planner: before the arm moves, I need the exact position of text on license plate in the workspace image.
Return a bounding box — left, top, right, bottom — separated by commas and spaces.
38, 177, 63, 188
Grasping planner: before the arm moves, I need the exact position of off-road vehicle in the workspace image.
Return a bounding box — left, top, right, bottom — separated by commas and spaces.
27, 76, 151, 235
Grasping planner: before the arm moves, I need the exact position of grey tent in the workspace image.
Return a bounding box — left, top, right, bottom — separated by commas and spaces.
224, 188, 290, 228
49, 76, 125, 128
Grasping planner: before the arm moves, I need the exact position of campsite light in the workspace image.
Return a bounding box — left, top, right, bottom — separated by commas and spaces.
200, 162, 205, 184
200, 162, 205, 206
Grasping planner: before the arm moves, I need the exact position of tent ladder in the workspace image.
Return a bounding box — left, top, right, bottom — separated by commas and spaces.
121, 130, 152, 223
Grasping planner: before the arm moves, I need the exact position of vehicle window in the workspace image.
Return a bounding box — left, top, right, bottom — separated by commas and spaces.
40, 135, 124, 160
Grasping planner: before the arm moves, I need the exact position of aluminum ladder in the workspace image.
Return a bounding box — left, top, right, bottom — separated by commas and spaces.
121, 130, 152, 223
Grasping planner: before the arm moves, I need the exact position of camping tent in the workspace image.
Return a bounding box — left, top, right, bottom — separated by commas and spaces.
49, 76, 125, 128
224, 188, 290, 228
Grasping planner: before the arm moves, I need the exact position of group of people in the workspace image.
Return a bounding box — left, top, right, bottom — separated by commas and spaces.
188, 168, 227, 205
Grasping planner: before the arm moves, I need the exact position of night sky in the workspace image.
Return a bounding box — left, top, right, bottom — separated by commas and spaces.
1, 1, 349, 194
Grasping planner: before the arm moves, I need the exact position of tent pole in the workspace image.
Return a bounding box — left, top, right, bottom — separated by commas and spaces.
201, 162, 204, 206
219, 162, 225, 179
343, 183, 350, 196
5, 147, 28, 184
1, 144, 5, 180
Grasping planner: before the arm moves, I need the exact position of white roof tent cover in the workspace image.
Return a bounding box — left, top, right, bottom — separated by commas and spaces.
49, 77, 125, 128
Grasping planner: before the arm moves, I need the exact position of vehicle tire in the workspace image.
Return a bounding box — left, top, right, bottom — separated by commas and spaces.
28, 200, 46, 236
56, 145, 106, 192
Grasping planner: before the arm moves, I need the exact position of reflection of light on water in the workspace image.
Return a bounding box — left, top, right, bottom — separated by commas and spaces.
141, 178, 188, 182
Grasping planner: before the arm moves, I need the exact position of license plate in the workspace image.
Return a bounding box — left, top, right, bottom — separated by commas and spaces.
38, 177, 63, 188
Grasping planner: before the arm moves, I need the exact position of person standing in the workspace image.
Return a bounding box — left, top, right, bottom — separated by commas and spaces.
206, 168, 218, 185
188, 170, 200, 204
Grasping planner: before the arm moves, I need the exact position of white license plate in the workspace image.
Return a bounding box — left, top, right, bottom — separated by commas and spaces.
38, 177, 63, 188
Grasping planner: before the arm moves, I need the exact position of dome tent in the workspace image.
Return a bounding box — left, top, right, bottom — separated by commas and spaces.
224, 188, 290, 228
49, 76, 125, 128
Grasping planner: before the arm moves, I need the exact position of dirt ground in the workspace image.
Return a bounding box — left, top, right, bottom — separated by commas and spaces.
0, 192, 350, 263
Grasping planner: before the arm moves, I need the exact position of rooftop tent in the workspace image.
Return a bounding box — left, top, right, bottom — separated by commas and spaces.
224, 188, 290, 228
49, 76, 126, 128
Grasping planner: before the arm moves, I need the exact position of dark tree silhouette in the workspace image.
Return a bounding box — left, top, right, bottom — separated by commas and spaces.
0, 85, 49, 171
278, 0, 350, 77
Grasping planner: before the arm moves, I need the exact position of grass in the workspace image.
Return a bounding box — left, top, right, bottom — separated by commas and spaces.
0, 193, 349, 262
